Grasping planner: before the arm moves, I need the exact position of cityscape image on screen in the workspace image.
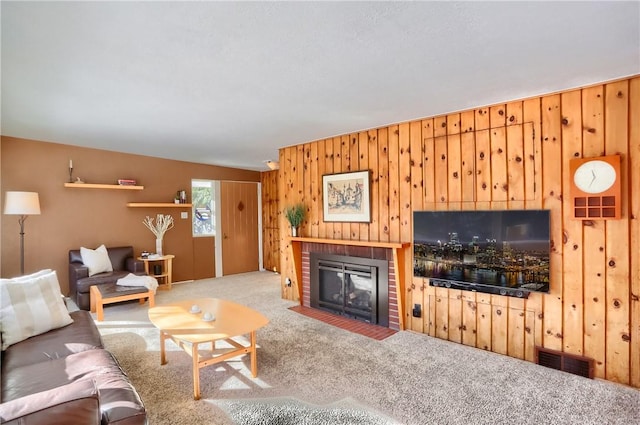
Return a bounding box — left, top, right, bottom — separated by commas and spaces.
413, 210, 550, 294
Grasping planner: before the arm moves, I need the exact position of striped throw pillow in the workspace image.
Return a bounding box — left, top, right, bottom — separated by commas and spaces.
0, 270, 74, 350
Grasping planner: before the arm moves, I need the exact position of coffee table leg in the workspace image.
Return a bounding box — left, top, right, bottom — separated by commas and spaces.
250, 331, 257, 377
160, 331, 167, 365
192, 343, 200, 400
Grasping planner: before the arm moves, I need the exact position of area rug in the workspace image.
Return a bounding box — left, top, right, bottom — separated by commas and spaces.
213, 397, 398, 425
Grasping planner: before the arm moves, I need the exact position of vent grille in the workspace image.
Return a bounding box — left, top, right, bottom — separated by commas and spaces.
535, 346, 594, 379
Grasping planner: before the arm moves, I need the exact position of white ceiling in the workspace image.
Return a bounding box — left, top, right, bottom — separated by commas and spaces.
2, 2, 639, 171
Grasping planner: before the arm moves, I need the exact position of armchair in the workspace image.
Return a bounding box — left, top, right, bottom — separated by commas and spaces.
68, 246, 145, 310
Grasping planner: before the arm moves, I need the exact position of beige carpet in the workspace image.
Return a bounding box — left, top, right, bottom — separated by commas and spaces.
96, 271, 640, 425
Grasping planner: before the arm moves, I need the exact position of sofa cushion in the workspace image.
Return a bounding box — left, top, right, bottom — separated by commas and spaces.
81, 245, 114, 276
0, 379, 100, 425
1, 310, 102, 370
76, 271, 131, 293
2, 348, 146, 425
0, 270, 73, 350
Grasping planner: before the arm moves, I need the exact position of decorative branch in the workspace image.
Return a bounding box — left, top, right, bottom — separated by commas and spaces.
143, 214, 174, 239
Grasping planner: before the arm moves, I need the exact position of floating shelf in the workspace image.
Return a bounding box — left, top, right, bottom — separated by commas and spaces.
64, 183, 144, 190
127, 203, 192, 208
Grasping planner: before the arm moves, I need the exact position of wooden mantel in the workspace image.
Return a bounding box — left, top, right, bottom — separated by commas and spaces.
288, 237, 411, 330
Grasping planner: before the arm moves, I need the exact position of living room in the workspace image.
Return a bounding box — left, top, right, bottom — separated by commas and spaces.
2, 2, 639, 424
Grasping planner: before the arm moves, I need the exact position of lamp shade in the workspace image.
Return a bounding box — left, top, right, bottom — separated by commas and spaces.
3, 191, 41, 215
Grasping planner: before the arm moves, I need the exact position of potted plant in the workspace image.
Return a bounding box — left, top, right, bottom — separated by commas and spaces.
284, 203, 305, 237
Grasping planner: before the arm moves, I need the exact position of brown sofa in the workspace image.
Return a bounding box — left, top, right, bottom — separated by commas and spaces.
0, 309, 147, 424
69, 246, 145, 311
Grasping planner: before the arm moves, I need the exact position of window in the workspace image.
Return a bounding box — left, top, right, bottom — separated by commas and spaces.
192, 180, 215, 237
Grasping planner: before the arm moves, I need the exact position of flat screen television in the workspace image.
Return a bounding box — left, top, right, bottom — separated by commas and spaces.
413, 210, 550, 298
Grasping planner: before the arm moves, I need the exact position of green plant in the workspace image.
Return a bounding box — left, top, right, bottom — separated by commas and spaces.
284, 204, 305, 228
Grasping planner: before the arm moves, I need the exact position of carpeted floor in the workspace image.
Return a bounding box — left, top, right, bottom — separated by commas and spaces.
96, 271, 640, 425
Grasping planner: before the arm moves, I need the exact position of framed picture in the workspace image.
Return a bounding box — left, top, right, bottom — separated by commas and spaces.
322, 170, 371, 222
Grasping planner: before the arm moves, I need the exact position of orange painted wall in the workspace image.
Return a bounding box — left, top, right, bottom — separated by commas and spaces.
0, 136, 259, 292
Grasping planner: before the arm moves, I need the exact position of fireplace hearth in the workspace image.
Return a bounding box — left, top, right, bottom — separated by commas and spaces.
310, 253, 389, 327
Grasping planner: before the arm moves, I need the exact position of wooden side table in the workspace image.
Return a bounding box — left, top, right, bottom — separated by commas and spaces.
138, 254, 175, 290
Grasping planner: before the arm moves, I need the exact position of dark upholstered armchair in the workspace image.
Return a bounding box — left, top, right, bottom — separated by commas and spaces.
69, 246, 145, 311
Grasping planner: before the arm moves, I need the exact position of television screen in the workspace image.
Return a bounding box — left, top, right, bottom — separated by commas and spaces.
413, 210, 550, 297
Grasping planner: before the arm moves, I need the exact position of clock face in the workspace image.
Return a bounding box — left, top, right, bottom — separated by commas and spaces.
573, 160, 617, 194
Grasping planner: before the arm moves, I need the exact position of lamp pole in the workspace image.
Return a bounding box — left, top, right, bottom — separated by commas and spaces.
18, 215, 28, 275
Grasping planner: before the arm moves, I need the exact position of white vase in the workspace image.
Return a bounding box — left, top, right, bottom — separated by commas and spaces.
155, 238, 163, 256
291, 226, 298, 237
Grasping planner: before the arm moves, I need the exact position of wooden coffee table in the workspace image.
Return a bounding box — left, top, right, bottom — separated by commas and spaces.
148, 298, 269, 400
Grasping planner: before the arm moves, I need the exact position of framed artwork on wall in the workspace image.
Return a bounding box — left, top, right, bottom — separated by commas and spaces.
322, 170, 371, 222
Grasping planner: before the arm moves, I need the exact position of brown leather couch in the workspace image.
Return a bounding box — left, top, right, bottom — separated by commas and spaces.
69, 246, 145, 311
0, 309, 147, 424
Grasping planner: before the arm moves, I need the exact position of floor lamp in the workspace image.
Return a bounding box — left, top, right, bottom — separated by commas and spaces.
4, 191, 41, 275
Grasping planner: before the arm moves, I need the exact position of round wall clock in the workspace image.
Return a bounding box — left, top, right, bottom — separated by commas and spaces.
572, 160, 617, 194
569, 154, 621, 220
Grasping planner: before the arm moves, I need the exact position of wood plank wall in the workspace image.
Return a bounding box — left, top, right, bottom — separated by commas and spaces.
268, 76, 640, 388
261, 170, 280, 272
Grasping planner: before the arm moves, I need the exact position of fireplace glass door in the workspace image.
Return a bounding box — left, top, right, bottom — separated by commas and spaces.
317, 259, 376, 323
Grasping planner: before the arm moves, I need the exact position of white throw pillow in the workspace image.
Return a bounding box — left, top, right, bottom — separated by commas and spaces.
80, 244, 113, 276
0, 270, 74, 350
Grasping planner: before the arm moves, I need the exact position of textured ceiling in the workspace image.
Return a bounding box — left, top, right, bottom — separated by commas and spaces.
2, 2, 639, 171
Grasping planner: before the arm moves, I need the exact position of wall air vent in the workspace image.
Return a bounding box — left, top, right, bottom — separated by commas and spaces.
535, 346, 594, 379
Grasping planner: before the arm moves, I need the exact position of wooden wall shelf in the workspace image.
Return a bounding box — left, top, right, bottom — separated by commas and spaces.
127, 203, 192, 208
289, 237, 408, 249
64, 183, 144, 190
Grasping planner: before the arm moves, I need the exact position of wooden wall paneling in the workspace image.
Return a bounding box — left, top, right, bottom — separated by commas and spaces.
378, 129, 390, 242
332, 137, 343, 239
505, 119, 527, 360
425, 282, 436, 336
447, 134, 462, 207
541, 94, 564, 351
461, 132, 476, 203
388, 126, 401, 241
350, 134, 361, 240
560, 90, 585, 356
399, 123, 412, 242
490, 127, 508, 203
476, 107, 490, 131
410, 121, 424, 332
523, 97, 544, 355
490, 104, 506, 129
507, 302, 526, 360
581, 85, 607, 378
448, 289, 463, 343
317, 140, 327, 239
460, 110, 475, 133
339, 135, 350, 239
434, 116, 447, 137
280, 147, 294, 299
435, 286, 449, 340
604, 80, 631, 384
506, 124, 525, 204
476, 291, 492, 351
475, 130, 492, 205
368, 130, 380, 242
461, 290, 477, 347
506, 101, 523, 126
423, 137, 436, 209
447, 113, 461, 135
491, 295, 509, 355
629, 77, 640, 388
358, 131, 369, 241
434, 136, 448, 205
309, 142, 319, 238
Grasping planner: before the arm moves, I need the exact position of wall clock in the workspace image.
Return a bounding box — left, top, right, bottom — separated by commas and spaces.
569, 154, 621, 220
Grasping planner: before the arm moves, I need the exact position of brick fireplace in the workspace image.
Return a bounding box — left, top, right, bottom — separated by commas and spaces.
300, 242, 400, 331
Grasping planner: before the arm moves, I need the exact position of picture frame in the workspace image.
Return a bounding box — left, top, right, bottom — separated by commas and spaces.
322, 170, 371, 223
